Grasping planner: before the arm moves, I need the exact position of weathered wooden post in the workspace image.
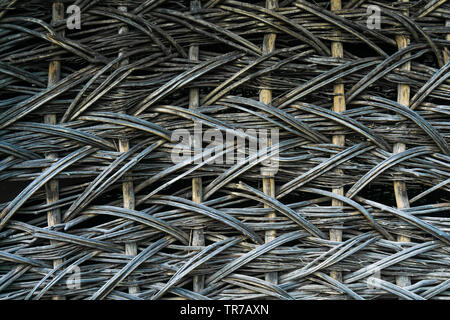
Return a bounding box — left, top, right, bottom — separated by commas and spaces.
394, 0, 412, 289
260, 0, 278, 286
190, 0, 206, 293
330, 0, 345, 283
46, 0, 64, 300
117, 3, 139, 295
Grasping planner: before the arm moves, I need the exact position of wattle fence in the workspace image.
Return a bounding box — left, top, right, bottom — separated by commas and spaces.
0, 0, 449, 300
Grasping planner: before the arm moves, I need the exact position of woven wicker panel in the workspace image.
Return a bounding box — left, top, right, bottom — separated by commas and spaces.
0, 0, 449, 300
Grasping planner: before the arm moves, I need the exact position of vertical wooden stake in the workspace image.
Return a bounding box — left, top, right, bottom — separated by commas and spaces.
118, 4, 139, 295
444, 19, 450, 63
394, 0, 412, 289
46, 0, 64, 300
190, 0, 205, 293
260, 0, 278, 286
330, 0, 345, 283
